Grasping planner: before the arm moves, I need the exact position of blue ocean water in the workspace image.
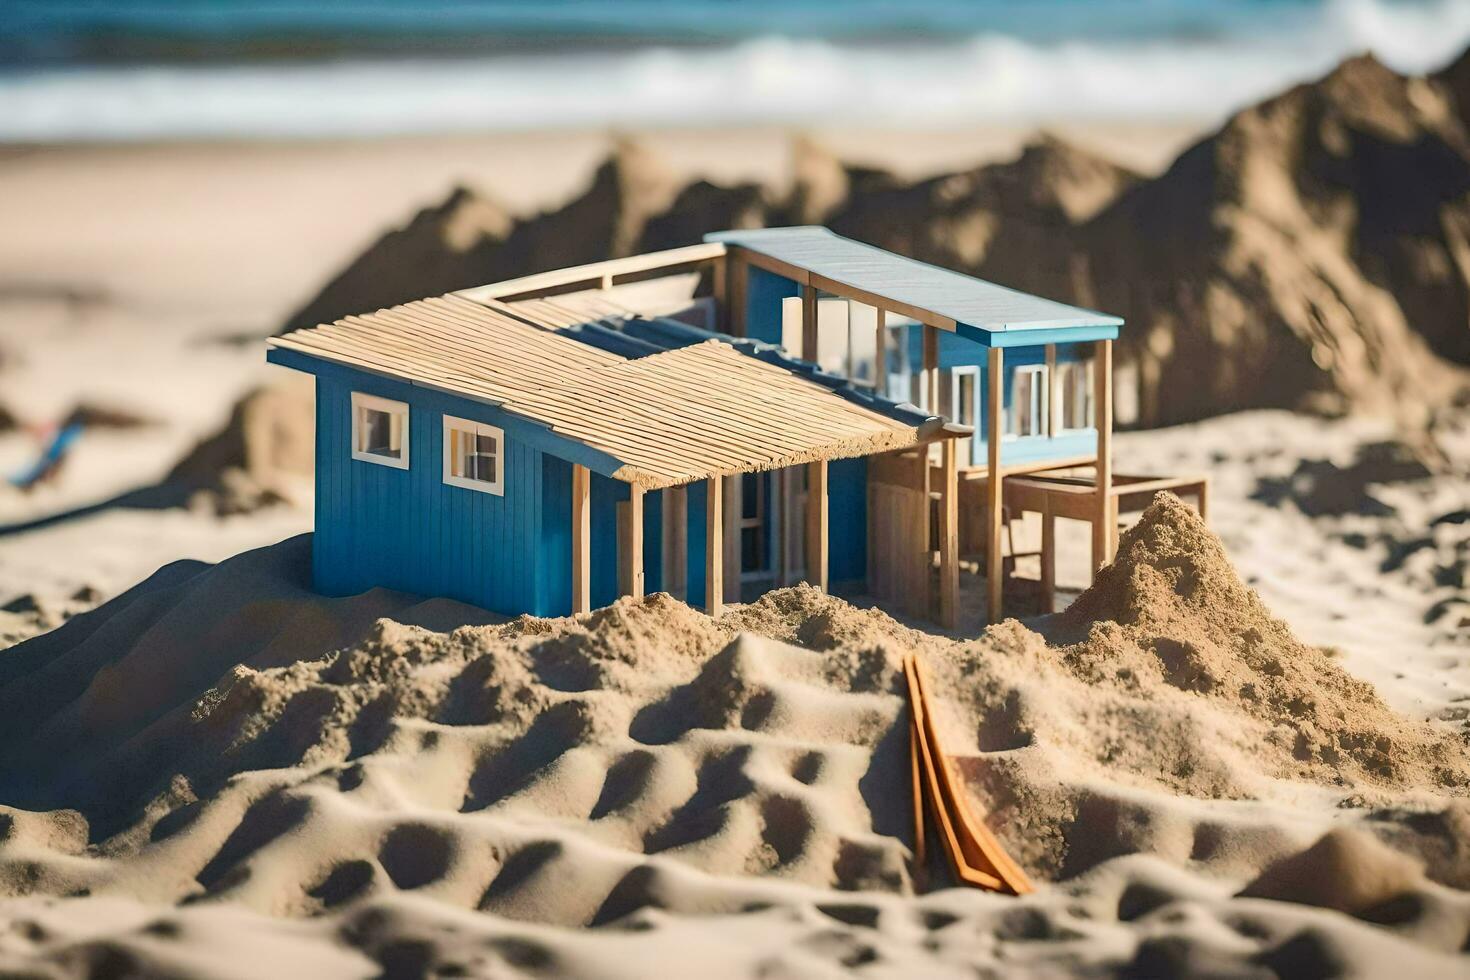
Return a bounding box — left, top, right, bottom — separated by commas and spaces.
2, 0, 1469, 140
1, 1, 1342, 56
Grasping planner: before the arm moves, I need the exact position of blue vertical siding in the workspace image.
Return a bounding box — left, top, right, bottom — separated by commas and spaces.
644, 489, 664, 595
589, 472, 624, 609
310, 362, 546, 617
539, 455, 573, 617
745, 266, 799, 345
828, 457, 867, 585
687, 479, 708, 609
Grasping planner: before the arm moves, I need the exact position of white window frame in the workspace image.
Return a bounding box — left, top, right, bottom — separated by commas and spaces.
1005, 364, 1049, 441
350, 392, 410, 469
442, 415, 505, 496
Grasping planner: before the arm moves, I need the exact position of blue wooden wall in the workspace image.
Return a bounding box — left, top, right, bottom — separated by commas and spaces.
282, 353, 875, 619
829, 457, 868, 586
745, 266, 800, 345
309, 362, 554, 616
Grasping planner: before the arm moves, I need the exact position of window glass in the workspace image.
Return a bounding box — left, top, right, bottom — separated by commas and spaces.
740, 472, 760, 520
956, 371, 976, 427
351, 393, 409, 468
360, 408, 398, 457
443, 416, 504, 494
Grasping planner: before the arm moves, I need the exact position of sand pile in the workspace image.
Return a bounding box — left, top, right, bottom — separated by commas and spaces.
1, 494, 1468, 974
165, 376, 315, 514
1057, 494, 1468, 792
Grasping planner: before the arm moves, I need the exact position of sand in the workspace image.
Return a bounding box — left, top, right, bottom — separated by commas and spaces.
1, 497, 1468, 976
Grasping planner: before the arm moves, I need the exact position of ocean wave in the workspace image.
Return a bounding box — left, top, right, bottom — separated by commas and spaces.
2, 0, 1469, 141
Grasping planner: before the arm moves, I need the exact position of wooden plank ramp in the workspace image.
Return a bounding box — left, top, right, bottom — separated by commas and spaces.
905, 651, 1034, 896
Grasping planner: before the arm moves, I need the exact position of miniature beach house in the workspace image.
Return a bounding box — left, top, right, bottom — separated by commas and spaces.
268, 226, 1205, 628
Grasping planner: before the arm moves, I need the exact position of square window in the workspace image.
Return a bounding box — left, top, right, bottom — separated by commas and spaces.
443, 415, 504, 495
351, 392, 409, 469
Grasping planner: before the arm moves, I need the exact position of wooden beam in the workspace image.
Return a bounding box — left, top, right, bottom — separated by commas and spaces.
938, 438, 958, 629
572, 464, 591, 614
1045, 343, 1058, 438
923, 324, 939, 415
987, 346, 1004, 625
1093, 339, 1114, 573
738, 246, 812, 286
805, 460, 829, 592
777, 469, 790, 587
1040, 501, 1056, 615
710, 253, 727, 334
727, 252, 748, 338
458, 241, 727, 302
874, 307, 888, 396
916, 449, 931, 619
662, 487, 688, 600
622, 484, 645, 599
807, 271, 958, 333
801, 282, 819, 362
706, 475, 724, 617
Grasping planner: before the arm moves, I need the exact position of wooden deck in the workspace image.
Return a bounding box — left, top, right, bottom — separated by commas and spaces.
1000, 468, 1208, 613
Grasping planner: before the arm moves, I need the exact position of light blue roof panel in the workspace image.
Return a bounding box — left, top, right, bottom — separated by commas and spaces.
706, 226, 1123, 334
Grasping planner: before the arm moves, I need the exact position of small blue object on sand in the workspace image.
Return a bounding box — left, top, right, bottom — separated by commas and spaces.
8, 422, 83, 490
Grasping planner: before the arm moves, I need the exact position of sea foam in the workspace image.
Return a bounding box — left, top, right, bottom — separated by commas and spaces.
2, 0, 1468, 141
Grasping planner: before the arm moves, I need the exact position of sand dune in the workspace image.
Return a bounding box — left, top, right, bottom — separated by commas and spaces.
2, 496, 1467, 976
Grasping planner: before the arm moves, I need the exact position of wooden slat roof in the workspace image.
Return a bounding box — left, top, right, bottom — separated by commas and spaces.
707, 226, 1122, 333
270, 292, 954, 489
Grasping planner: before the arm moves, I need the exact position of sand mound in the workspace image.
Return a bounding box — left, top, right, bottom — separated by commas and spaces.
165, 376, 314, 514
1, 494, 1468, 972
1240, 827, 1425, 914
1053, 495, 1468, 793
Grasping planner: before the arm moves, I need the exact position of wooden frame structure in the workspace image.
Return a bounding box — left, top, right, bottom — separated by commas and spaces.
274, 227, 1156, 631
489, 237, 1142, 629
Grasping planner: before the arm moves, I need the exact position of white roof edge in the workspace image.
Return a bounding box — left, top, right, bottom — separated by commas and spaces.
707, 227, 1123, 332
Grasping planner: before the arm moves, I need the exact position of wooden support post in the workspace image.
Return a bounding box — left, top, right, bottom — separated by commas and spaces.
710, 256, 727, 334
938, 438, 958, 629
1092, 339, 1114, 573
801, 282, 818, 362
706, 475, 724, 616
727, 253, 747, 338
1045, 343, 1059, 438
776, 469, 790, 587
572, 464, 591, 614
1197, 482, 1209, 523
874, 308, 888, 396
986, 346, 1004, 625
923, 324, 939, 414
622, 484, 644, 599
805, 460, 829, 592
916, 449, 932, 619
1040, 503, 1056, 615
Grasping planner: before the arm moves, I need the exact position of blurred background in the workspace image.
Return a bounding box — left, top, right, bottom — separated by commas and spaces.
2, 0, 1469, 645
